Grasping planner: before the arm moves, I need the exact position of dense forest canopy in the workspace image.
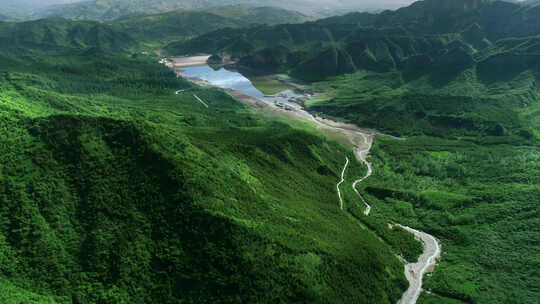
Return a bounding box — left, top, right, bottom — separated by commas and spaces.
0, 0, 538, 303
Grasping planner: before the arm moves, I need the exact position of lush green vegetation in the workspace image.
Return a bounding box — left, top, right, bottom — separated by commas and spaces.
203, 5, 311, 25
109, 6, 309, 48
29, 0, 371, 21
168, 0, 540, 81
358, 136, 540, 304
337, 157, 424, 262
0, 21, 412, 302
0, 18, 135, 51
299, 10, 540, 301
35, 0, 313, 22
284, 3, 540, 302
248, 76, 293, 95
2, 0, 540, 303
35, 0, 244, 21
308, 65, 539, 139
161, 1, 540, 302
0, 8, 308, 55
109, 10, 242, 47
304, 44, 540, 303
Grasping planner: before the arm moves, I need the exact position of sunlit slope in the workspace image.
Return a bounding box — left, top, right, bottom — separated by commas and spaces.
35, 0, 313, 22
0, 18, 134, 51
0, 41, 410, 303
110, 10, 242, 44
109, 6, 310, 45
203, 5, 311, 25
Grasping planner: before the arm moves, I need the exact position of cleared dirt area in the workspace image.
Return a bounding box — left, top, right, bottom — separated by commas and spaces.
171, 55, 211, 67
397, 225, 441, 304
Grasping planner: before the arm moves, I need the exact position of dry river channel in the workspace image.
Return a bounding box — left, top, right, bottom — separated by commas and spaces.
166, 56, 442, 304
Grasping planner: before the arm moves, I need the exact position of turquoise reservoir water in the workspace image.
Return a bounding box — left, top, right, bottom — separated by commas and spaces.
177, 65, 300, 108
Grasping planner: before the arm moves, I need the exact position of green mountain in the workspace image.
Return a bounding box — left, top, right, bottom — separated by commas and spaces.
0, 18, 420, 304
35, 0, 225, 21
32, 0, 411, 21
203, 5, 311, 25
110, 10, 242, 44
327, 0, 540, 39
0, 8, 26, 21
1, 1, 539, 303
165, 23, 470, 80
108, 6, 311, 45
165, 1, 540, 303
0, 7, 307, 53
167, 0, 540, 81
35, 0, 312, 22
524, 0, 540, 5
0, 18, 135, 51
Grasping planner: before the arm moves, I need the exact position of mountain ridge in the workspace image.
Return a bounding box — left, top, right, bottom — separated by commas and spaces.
166, 0, 540, 81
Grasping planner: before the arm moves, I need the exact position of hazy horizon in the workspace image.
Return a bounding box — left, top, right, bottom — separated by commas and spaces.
1, 0, 81, 10
1, 0, 418, 12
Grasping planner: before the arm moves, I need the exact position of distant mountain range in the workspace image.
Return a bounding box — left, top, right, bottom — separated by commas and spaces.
0, 5, 311, 52
203, 5, 311, 25
26, 0, 411, 21
0, 7, 26, 21
0, 13, 11, 21
2, 0, 540, 22
109, 6, 310, 44
34, 0, 241, 21
168, 0, 540, 81
0, 18, 135, 52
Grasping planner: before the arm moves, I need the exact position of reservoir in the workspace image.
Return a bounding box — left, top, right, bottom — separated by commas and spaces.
176, 65, 301, 108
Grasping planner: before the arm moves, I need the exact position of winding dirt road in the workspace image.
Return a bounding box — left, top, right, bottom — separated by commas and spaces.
337, 157, 350, 210
351, 132, 374, 216
329, 121, 441, 304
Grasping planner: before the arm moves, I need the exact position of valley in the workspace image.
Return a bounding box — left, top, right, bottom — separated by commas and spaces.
0, 0, 538, 303
167, 55, 443, 304
0, 30, 416, 304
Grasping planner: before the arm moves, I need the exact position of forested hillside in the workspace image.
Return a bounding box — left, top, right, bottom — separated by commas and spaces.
0, 18, 135, 51
34, 0, 317, 21
0, 8, 307, 53
167, 0, 540, 81
108, 6, 310, 46
0, 0, 539, 303
164, 1, 540, 303
29, 0, 404, 21
203, 5, 311, 25
0, 8, 25, 21
109, 10, 241, 44
0, 17, 414, 304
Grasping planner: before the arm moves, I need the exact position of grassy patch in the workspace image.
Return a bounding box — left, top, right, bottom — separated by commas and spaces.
249, 76, 292, 95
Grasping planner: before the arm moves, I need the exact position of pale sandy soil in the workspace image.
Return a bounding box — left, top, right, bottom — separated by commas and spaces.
396, 225, 441, 304
172, 55, 211, 67
337, 157, 350, 210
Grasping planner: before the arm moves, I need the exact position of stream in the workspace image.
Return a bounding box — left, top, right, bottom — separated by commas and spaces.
177, 65, 301, 108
